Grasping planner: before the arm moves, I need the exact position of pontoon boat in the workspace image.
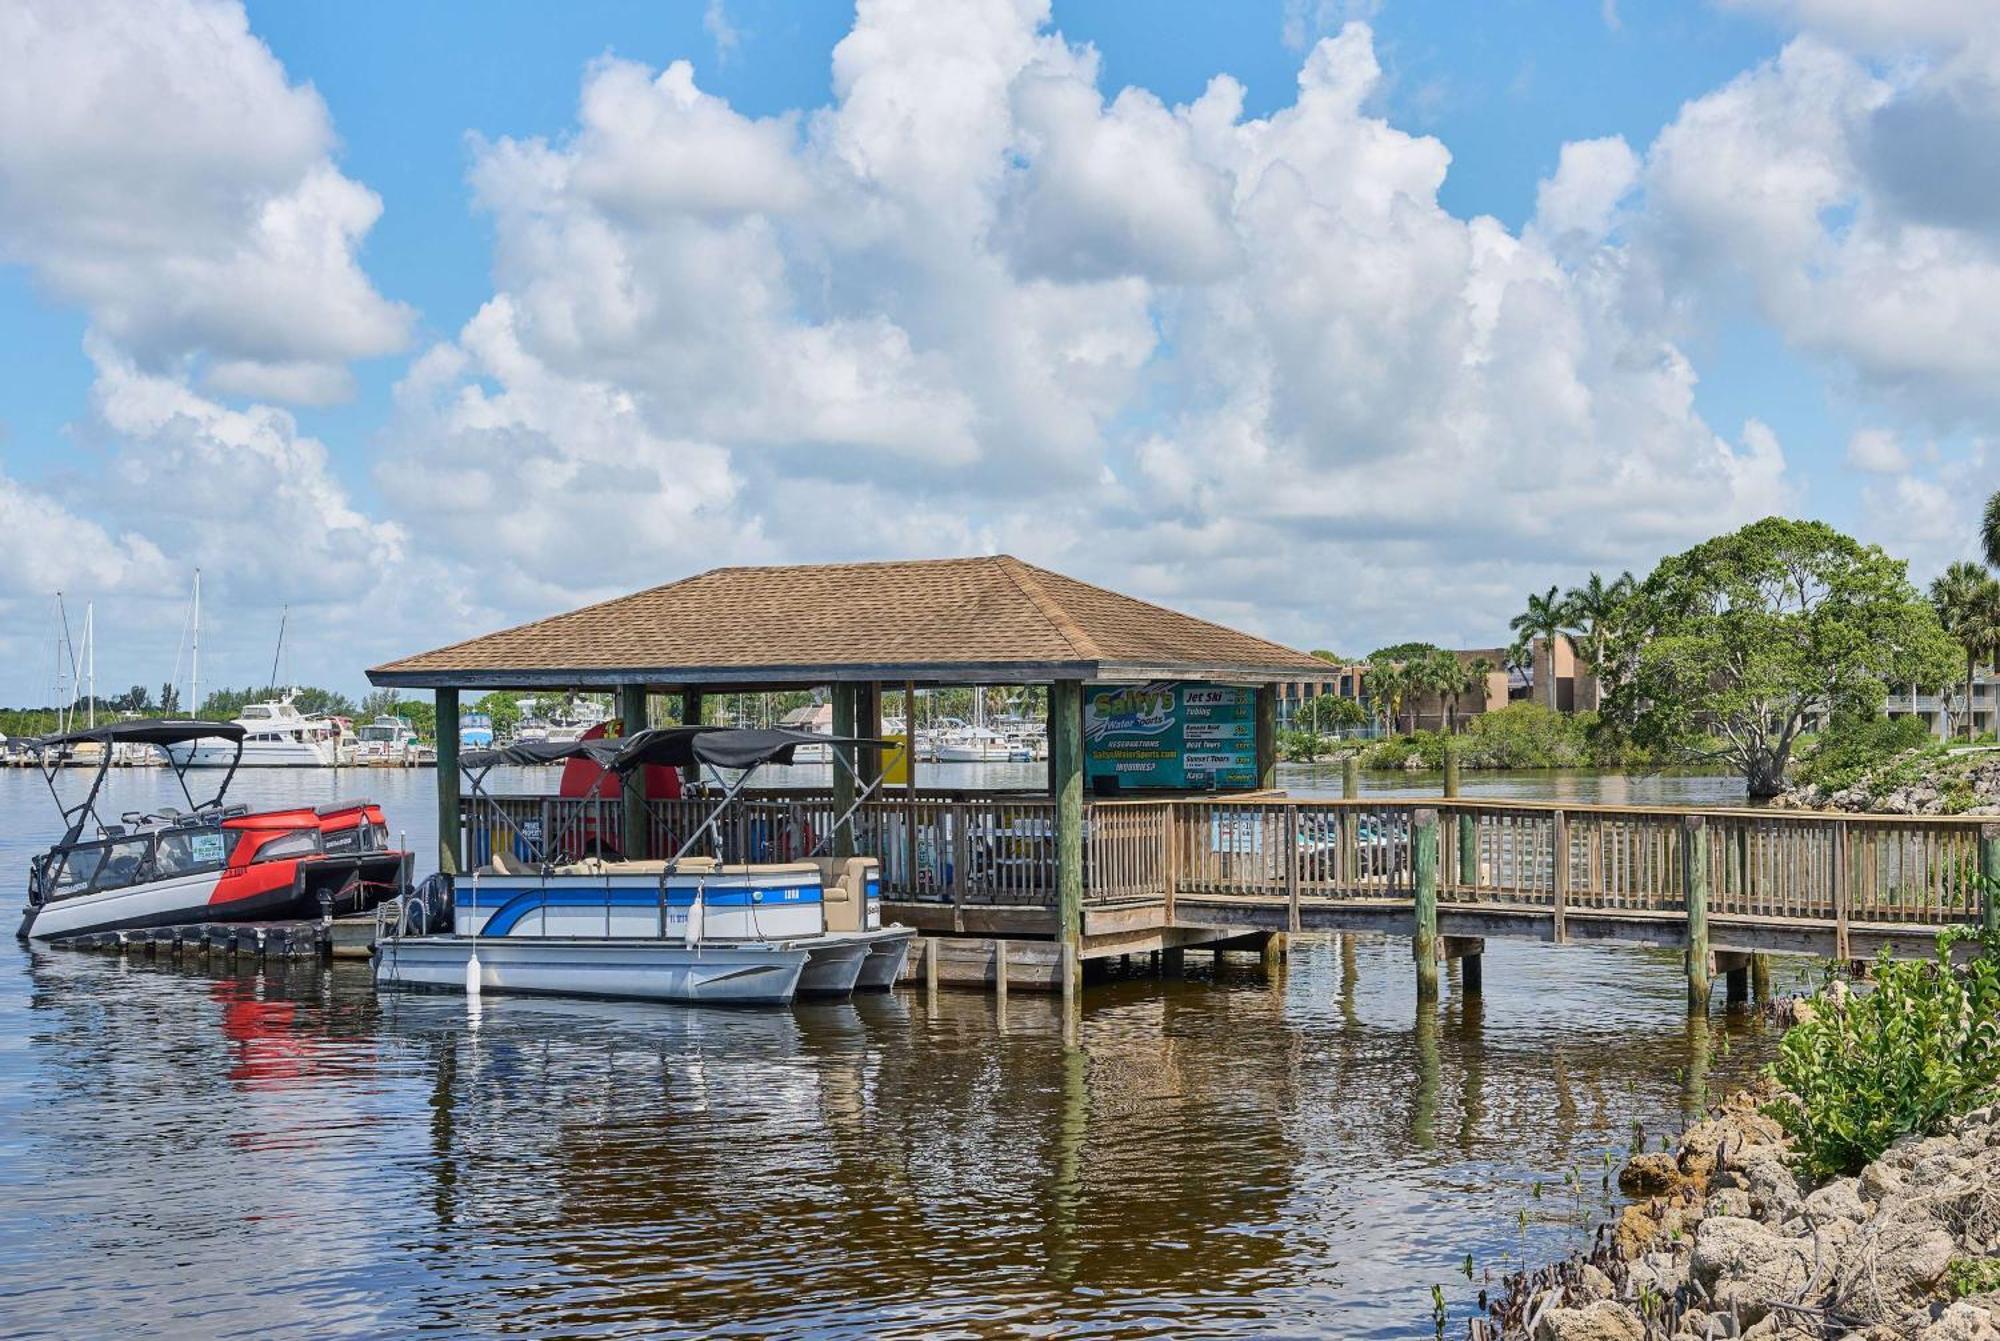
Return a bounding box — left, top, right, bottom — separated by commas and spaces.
17, 720, 407, 941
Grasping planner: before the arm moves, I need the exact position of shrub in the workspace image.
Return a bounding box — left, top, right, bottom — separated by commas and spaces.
1764, 927, 2000, 1179
1794, 711, 1941, 793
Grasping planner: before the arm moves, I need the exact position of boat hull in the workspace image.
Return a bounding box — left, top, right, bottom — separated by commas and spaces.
18, 853, 402, 941
856, 928, 916, 990
375, 936, 807, 1006
795, 939, 870, 996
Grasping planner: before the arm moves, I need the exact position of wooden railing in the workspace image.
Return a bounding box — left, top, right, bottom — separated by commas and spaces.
461, 793, 1996, 934
1086, 797, 1997, 933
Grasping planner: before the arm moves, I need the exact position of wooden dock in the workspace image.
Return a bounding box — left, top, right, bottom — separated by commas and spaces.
450, 790, 2000, 1010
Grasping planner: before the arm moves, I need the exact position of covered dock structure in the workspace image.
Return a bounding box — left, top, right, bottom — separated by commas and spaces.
368, 555, 1331, 991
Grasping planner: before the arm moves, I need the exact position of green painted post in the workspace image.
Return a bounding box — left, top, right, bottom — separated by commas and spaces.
1050, 679, 1085, 990
856, 683, 883, 787
1684, 814, 1711, 1016
1255, 685, 1278, 790
678, 691, 704, 790
1413, 808, 1439, 1002
831, 683, 858, 858
1982, 824, 2000, 935
435, 687, 460, 876
619, 683, 649, 859
1342, 754, 1359, 799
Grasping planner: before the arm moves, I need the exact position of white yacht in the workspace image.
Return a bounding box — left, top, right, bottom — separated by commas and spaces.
354, 716, 421, 765
164, 697, 341, 767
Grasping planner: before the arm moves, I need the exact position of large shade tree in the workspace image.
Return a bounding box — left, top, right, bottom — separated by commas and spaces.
1603, 518, 1960, 796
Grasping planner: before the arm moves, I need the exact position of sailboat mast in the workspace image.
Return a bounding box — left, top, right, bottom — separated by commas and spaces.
85, 601, 94, 730
190, 570, 201, 716
269, 604, 288, 694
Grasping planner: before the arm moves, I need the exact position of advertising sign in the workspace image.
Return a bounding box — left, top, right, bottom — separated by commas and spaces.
1083, 682, 1259, 791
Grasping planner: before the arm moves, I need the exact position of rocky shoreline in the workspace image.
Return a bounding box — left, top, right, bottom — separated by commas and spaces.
1478, 1083, 2000, 1340
1774, 751, 2000, 816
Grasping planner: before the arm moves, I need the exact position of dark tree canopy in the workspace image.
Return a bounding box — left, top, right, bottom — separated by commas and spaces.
1602, 518, 1959, 796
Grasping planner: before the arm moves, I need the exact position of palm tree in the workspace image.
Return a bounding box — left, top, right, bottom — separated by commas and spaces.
1930, 561, 1992, 739
1451, 655, 1497, 732
1417, 648, 1460, 732
1983, 489, 2000, 570
1510, 585, 1574, 711
1562, 571, 1634, 711
1365, 662, 1406, 736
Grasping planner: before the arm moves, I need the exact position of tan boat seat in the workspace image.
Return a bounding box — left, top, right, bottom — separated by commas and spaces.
804, 856, 879, 932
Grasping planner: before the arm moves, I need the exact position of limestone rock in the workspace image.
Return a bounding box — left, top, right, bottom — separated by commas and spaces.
1833, 1208, 1957, 1326
1621, 1152, 1684, 1195
1919, 1301, 2000, 1341
1534, 1300, 1645, 1341
1689, 1215, 1822, 1326
1801, 1177, 1870, 1224
1741, 1148, 1803, 1222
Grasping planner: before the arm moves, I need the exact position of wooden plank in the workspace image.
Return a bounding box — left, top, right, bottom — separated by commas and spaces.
1552, 809, 1569, 943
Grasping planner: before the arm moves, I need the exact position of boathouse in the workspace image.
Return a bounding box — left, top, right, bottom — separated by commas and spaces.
369, 555, 1330, 988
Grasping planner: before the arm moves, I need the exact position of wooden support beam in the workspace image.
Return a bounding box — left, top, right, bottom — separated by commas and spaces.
857, 683, 883, 786
1684, 814, 1711, 1016
1413, 808, 1440, 1002
678, 691, 704, 789
1343, 754, 1359, 800
1050, 678, 1085, 992
1751, 952, 1773, 1006
1725, 964, 1750, 1009
618, 684, 649, 859
831, 682, 858, 858
435, 687, 460, 876
1442, 743, 1460, 798
1255, 684, 1278, 790
1458, 809, 1478, 893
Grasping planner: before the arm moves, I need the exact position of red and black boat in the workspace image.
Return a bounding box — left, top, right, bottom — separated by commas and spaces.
17, 720, 408, 942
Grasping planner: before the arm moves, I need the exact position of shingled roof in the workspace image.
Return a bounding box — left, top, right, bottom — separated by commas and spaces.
368, 555, 1329, 689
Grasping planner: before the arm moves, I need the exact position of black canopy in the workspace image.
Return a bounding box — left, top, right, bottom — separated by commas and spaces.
28, 719, 246, 751
460, 738, 623, 773
611, 726, 891, 773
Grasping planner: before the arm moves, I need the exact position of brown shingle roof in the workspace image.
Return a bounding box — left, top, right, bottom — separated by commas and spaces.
368, 555, 1328, 688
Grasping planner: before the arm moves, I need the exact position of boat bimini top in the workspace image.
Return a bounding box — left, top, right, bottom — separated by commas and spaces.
26, 720, 247, 850
460, 725, 896, 868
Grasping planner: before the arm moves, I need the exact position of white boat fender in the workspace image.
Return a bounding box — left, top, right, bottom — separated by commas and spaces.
684, 880, 704, 950
465, 946, 482, 995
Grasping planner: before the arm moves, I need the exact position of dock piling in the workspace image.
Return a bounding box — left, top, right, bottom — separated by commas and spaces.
1342, 756, 1359, 800
1442, 744, 1459, 799
1750, 953, 1773, 1006
1982, 824, 2000, 935
1413, 808, 1440, 1003
1684, 815, 1711, 1016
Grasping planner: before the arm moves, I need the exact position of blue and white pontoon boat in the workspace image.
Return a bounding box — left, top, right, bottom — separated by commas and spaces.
374, 726, 915, 1006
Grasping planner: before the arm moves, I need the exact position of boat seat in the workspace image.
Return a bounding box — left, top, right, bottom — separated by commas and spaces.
803, 856, 879, 932
550, 856, 720, 876
491, 848, 537, 876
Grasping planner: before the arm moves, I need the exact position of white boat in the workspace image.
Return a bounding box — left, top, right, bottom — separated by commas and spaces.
375, 728, 914, 1006
354, 715, 420, 765
165, 696, 342, 767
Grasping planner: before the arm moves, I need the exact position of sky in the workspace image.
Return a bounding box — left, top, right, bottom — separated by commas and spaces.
0, 0, 1995, 705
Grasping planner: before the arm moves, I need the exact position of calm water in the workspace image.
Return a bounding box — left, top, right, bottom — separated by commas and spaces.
0, 766, 1776, 1338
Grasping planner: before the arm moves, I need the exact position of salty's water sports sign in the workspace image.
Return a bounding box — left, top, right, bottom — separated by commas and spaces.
1083, 682, 1258, 791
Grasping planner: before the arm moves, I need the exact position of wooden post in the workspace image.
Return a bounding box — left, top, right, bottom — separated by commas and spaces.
435, 687, 460, 876
856, 682, 883, 787
924, 935, 939, 998
1833, 819, 1851, 963
1442, 743, 1460, 798
1413, 808, 1439, 1003
1725, 963, 1749, 1009
1050, 679, 1085, 992
1284, 805, 1301, 931
831, 683, 858, 858
678, 691, 704, 790
994, 938, 1008, 1002
1457, 809, 1477, 895
1684, 814, 1711, 1016
904, 681, 919, 902
1461, 950, 1483, 994
1751, 953, 1773, 1006
1342, 754, 1359, 799
618, 684, 649, 859
1255, 684, 1278, 790
1262, 932, 1286, 973
1161, 945, 1184, 977
1982, 823, 2000, 935
1551, 810, 1569, 943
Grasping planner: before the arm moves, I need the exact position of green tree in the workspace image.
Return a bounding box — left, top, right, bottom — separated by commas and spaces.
1413, 647, 1462, 732
157, 682, 180, 714
1563, 571, 1635, 711
1297, 692, 1365, 735
359, 688, 403, 722
1364, 661, 1407, 736
473, 691, 525, 738
1983, 489, 2000, 569
1509, 586, 1573, 711
1931, 562, 2000, 739
1603, 518, 1961, 796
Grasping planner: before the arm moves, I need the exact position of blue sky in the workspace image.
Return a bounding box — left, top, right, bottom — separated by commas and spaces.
0, 0, 1991, 701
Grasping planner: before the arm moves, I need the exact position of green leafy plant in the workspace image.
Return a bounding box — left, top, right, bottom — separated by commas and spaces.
1764, 928, 2000, 1179
1945, 1255, 2000, 1300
